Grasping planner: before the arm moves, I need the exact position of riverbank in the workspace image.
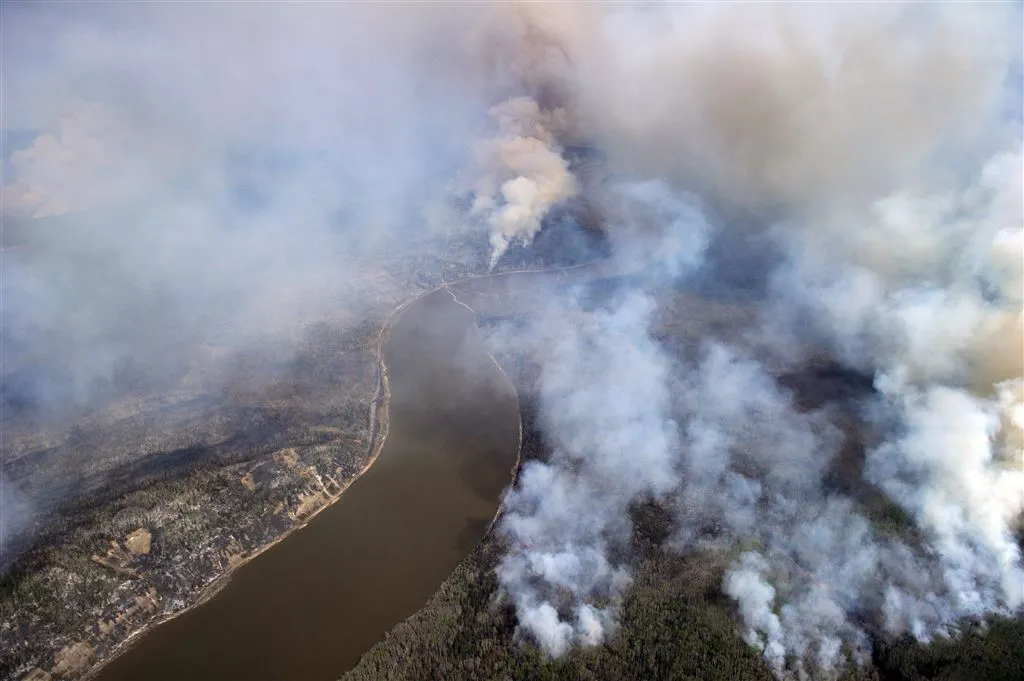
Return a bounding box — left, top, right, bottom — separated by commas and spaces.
77, 286, 428, 681
7, 261, 587, 681
442, 285, 524, 538
3, 311, 383, 681
85, 276, 528, 680
79, 264, 593, 679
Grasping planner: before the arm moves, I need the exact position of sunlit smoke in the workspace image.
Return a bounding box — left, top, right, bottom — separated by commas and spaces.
2, 2, 1022, 676
482, 1, 1024, 676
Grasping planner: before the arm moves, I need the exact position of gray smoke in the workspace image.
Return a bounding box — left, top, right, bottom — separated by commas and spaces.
685, 342, 1021, 677
496, 180, 712, 653
481, 2, 1023, 677
2, 3, 564, 410
0, 2, 531, 554
1, 3, 498, 553
466, 97, 578, 269
2, 2, 1022, 676
496, 291, 676, 655
0, 474, 32, 557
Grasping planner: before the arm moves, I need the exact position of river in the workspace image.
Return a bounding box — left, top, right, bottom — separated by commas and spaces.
92, 286, 522, 681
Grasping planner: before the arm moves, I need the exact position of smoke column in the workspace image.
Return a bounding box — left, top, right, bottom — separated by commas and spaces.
496, 180, 712, 654
2, 2, 1021, 677
481, 2, 1024, 677
469, 97, 577, 269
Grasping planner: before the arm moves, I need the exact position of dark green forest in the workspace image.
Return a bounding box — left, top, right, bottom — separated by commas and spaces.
343, 402, 1024, 681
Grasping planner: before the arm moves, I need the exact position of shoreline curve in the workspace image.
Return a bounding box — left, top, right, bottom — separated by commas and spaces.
82, 262, 585, 680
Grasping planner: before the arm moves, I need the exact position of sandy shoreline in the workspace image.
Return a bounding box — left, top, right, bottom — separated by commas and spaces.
81, 264, 579, 680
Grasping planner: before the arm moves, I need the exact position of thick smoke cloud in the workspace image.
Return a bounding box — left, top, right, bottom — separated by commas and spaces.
2, 2, 1022, 677
0, 2, 522, 555
498, 281, 687, 653
477, 2, 1024, 677
467, 97, 577, 269
2, 4, 484, 408
494, 179, 712, 651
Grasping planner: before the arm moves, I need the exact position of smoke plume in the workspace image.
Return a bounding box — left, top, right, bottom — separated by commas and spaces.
0, 2, 511, 555
468, 97, 577, 269
478, 2, 1024, 677
2, 2, 1022, 677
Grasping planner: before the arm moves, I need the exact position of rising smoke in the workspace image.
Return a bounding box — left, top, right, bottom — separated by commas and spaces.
477, 2, 1024, 678
468, 97, 577, 269
2, 2, 1022, 677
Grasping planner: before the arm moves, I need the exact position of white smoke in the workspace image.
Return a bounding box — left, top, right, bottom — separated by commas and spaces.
468, 97, 578, 268
756, 148, 1024, 664
675, 345, 876, 676
497, 291, 677, 655
486, 1, 1024, 676
869, 382, 1024, 611
4, 1, 1022, 676
496, 181, 712, 654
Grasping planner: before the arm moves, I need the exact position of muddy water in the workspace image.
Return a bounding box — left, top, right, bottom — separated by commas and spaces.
93, 288, 521, 681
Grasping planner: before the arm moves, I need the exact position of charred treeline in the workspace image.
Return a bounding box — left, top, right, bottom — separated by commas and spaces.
341, 389, 771, 681
341, 363, 774, 681
342, 357, 1024, 681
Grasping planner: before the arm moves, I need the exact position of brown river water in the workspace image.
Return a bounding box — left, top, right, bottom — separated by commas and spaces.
93, 287, 521, 681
